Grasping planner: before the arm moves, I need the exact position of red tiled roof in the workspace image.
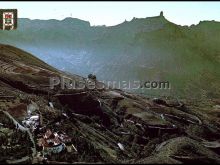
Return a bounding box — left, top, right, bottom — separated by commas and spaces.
44, 129, 53, 139
39, 129, 72, 148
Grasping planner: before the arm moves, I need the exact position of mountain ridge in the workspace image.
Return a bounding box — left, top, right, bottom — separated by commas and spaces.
17, 12, 220, 28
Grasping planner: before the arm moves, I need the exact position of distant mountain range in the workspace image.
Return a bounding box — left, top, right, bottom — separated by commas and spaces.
0, 12, 220, 99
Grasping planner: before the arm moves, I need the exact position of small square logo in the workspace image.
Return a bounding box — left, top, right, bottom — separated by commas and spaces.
0, 9, 17, 30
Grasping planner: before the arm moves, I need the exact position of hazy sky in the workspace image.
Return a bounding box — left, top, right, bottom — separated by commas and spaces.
1, 1, 220, 26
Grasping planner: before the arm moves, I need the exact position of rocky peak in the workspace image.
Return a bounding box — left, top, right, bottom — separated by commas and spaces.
160, 11, 164, 17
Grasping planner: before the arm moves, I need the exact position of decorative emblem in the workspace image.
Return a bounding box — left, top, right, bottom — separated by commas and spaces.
0, 9, 17, 30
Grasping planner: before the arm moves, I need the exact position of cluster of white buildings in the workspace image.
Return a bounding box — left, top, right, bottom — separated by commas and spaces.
22, 115, 40, 131
38, 129, 77, 155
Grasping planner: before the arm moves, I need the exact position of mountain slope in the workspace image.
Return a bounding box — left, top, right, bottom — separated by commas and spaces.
0, 44, 220, 164
0, 13, 219, 99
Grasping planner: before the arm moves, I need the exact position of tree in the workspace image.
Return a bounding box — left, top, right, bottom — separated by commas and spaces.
88, 74, 96, 80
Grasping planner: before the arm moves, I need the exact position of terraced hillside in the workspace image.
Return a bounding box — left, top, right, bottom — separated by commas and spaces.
0, 44, 220, 164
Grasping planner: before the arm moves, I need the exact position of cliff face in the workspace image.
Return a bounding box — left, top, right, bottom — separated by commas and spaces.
0, 44, 220, 164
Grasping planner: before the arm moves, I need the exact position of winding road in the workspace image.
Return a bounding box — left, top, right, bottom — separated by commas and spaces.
0, 60, 18, 74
